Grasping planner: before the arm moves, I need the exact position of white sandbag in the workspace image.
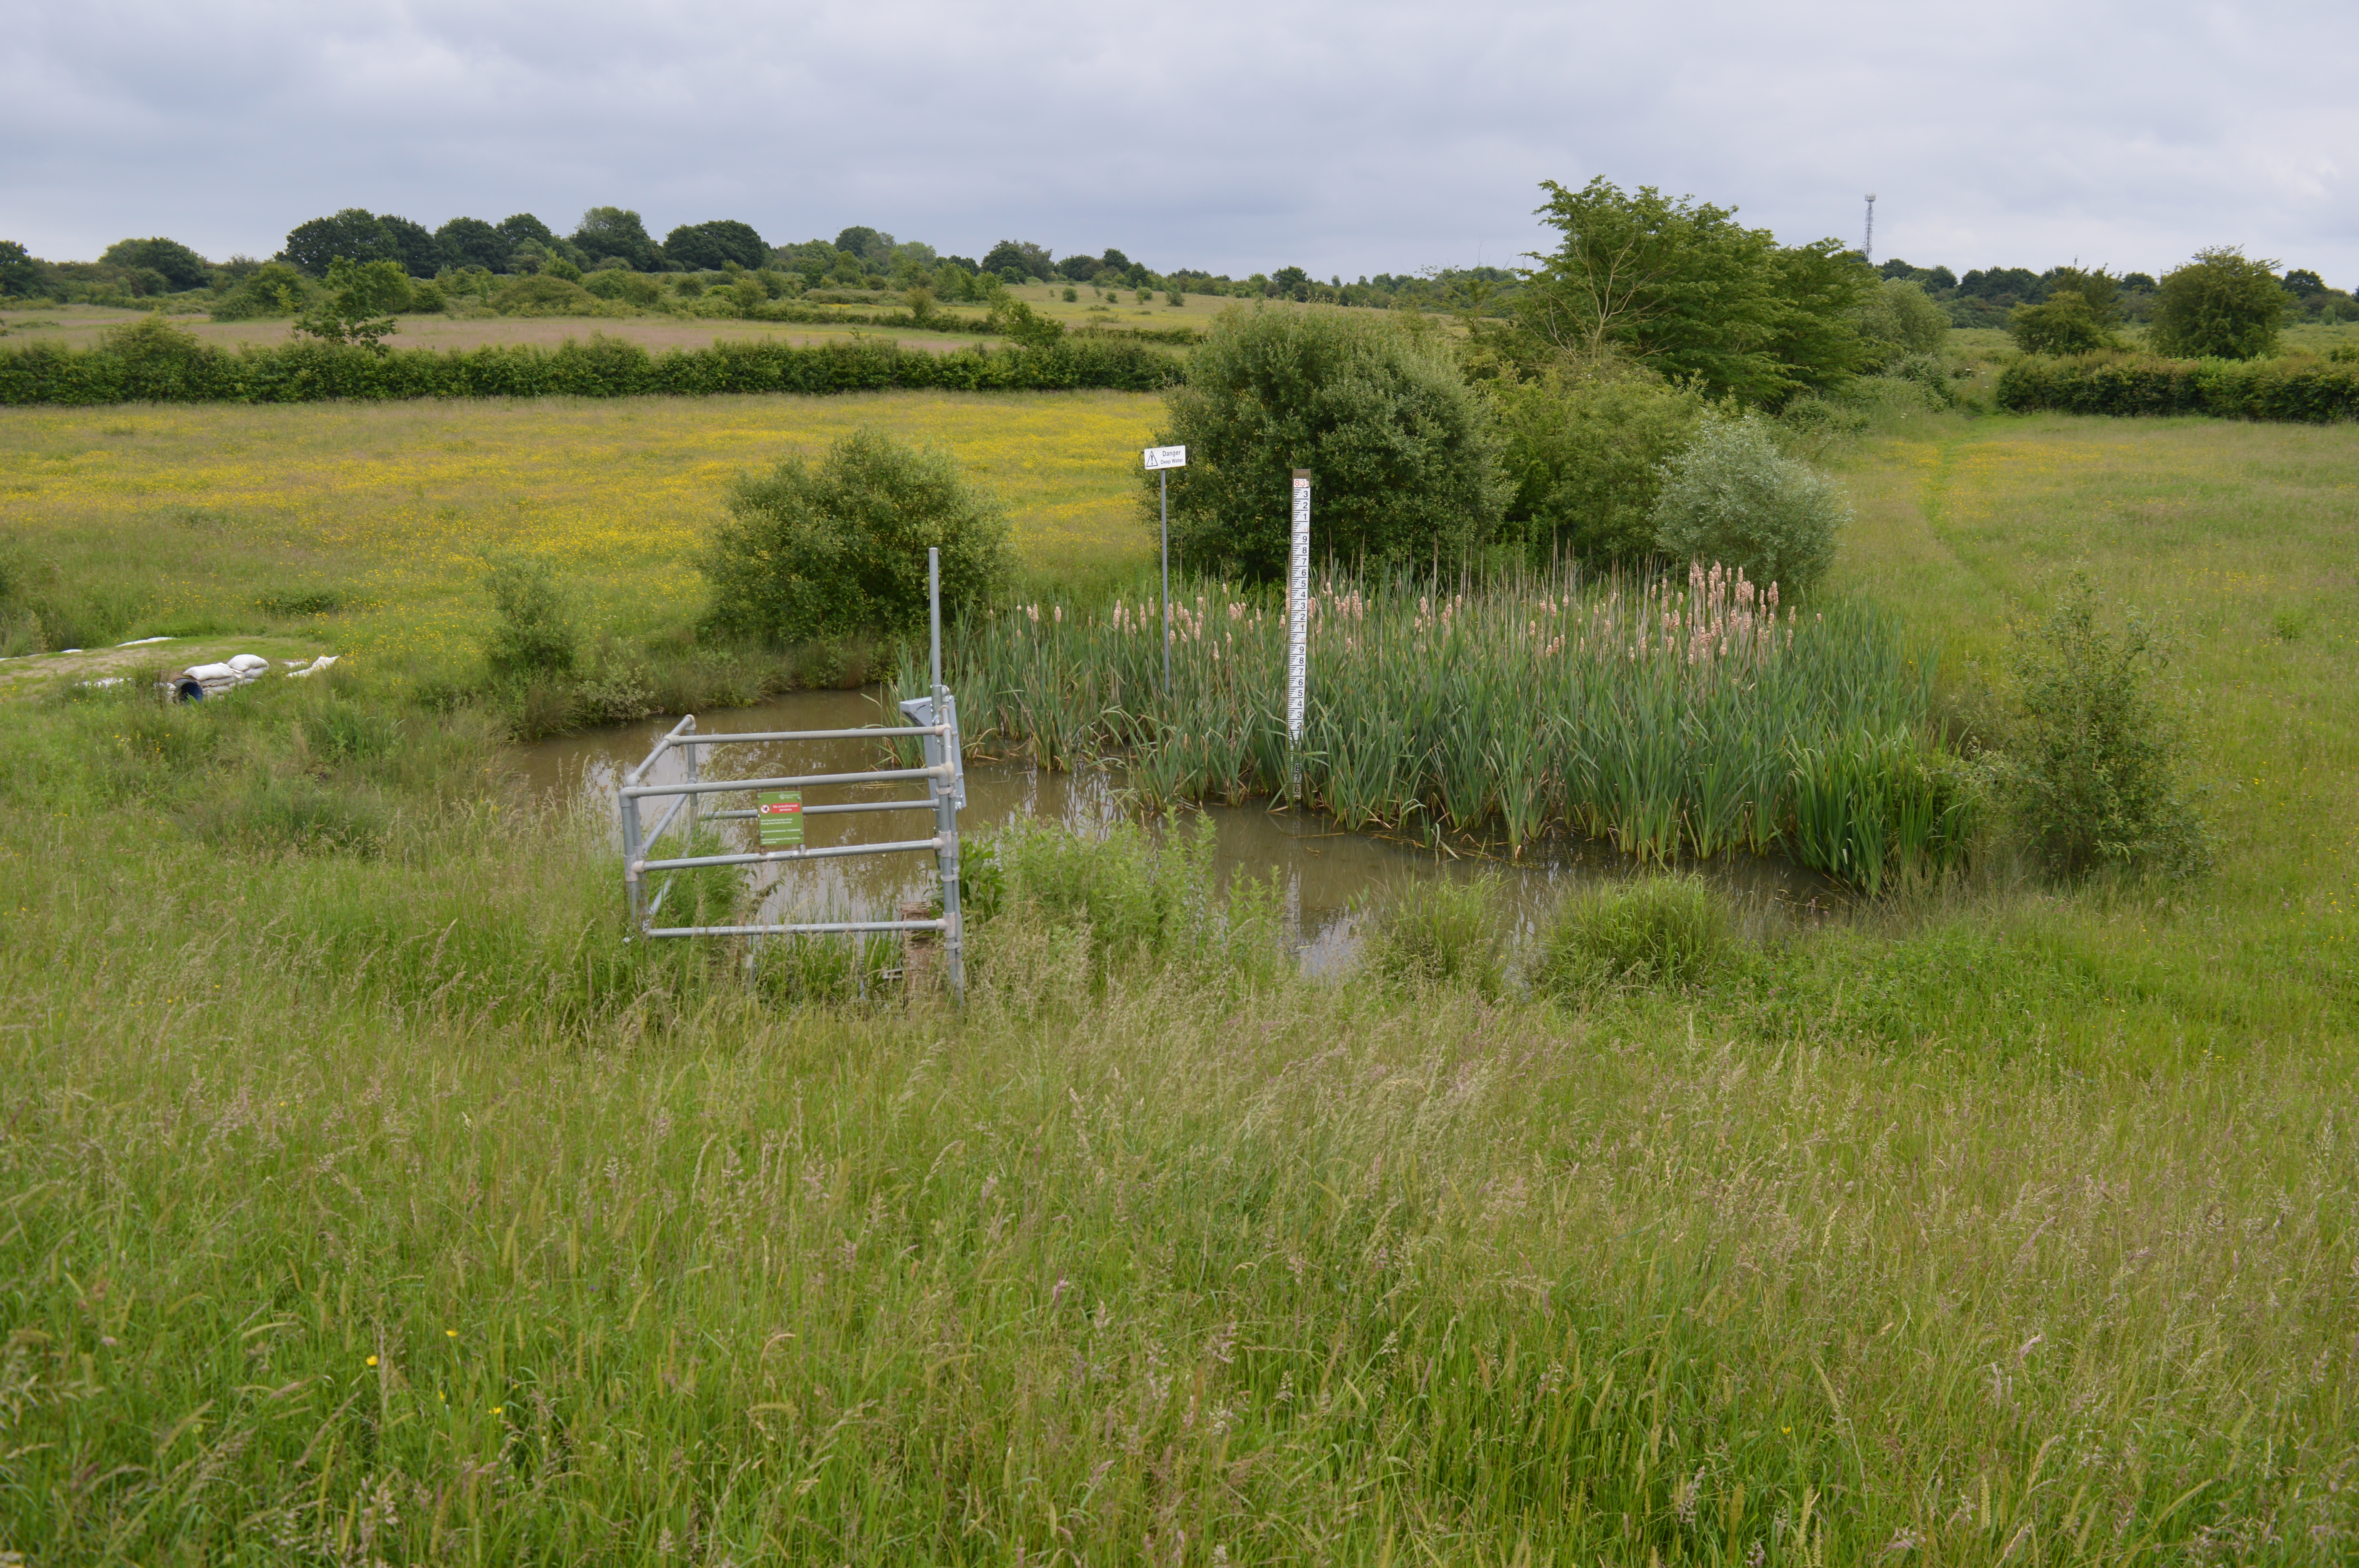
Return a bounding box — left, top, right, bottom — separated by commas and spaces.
164, 661, 255, 700
160, 650, 338, 700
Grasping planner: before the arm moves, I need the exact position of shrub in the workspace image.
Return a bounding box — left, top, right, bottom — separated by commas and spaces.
1884, 352, 1962, 409
1858, 278, 1949, 359
2009, 294, 2114, 355
582, 269, 661, 306
701, 428, 1015, 647
480, 555, 578, 681
2150, 247, 2287, 360
1997, 575, 2209, 879
209, 262, 307, 320
1493, 365, 1708, 567
494, 274, 600, 316
1532, 875, 1728, 995
1149, 305, 1508, 580
1650, 414, 1848, 592
1361, 877, 1506, 997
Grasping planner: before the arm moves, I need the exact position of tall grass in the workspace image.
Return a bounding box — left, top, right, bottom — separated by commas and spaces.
916, 563, 1977, 892
4, 739, 2354, 1563
4, 659, 2356, 1563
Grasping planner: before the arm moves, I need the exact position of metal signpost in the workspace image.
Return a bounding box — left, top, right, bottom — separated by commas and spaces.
1287, 468, 1311, 792
616, 548, 966, 1002
1143, 444, 1187, 688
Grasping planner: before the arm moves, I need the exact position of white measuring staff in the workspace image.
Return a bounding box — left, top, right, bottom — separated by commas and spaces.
1287, 469, 1310, 791
1143, 444, 1187, 688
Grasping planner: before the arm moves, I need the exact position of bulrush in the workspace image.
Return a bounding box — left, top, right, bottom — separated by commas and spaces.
927, 564, 1974, 885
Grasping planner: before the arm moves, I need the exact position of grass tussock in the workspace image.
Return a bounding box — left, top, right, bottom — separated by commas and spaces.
1534, 873, 1732, 995
1360, 874, 1510, 997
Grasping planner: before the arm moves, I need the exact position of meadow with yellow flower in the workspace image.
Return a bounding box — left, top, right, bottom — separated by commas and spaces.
0, 388, 1165, 669
2, 387, 2358, 1563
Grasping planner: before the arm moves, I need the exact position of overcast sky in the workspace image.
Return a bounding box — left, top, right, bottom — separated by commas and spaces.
6, 0, 2355, 283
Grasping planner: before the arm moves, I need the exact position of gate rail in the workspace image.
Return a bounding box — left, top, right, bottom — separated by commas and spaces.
619, 549, 967, 1000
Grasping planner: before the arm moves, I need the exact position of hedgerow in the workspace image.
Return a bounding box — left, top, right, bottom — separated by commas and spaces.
0, 320, 1184, 405
1996, 351, 2359, 421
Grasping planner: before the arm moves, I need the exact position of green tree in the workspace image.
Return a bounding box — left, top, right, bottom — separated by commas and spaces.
1148, 305, 1507, 581
981, 240, 1054, 281
1493, 365, 1708, 567
1513, 177, 1875, 404
701, 430, 1016, 646
497, 213, 556, 250
2043, 265, 2122, 321
434, 217, 509, 272
281, 209, 399, 276
99, 237, 211, 291
0, 240, 55, 298
571, 207, 660, 271
2006, 265, 2122, 353
665, 220, 768, 271
2149, 246, 2288, 359
292, 257, 410, 349
376, 215, 440, 277
835, 227, 895, 269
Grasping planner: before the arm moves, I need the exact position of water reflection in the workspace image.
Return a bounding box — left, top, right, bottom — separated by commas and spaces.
521, 689, 1847, 964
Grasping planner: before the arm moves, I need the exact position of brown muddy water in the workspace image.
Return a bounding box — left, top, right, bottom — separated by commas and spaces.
521, 689, 1846, 969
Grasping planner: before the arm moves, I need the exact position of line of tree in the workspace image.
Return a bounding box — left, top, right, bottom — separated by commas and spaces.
15, 204, 2352, 355
1875, 254, 2358, 331
5, 208, 1524, 319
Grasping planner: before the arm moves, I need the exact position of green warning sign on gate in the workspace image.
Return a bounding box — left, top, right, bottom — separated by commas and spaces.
757, 789, 804, 848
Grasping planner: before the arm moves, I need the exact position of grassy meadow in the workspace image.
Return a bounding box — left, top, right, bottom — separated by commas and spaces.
3, 387, 2358, 1564
0, 391, 1164, 669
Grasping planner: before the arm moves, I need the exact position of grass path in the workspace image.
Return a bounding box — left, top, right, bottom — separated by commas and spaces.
1838, 411, 2359, 1024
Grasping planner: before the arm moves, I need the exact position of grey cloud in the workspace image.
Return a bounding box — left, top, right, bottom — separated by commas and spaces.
4, 0, 2354, 282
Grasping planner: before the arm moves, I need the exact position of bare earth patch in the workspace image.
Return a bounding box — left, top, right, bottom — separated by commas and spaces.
0, 635, 334, 695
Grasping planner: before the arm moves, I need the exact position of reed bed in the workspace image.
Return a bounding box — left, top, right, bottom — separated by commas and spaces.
916, 564, 1977, 892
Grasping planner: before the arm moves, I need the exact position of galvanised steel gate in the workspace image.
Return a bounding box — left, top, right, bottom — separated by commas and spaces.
617, 550, 966, 1000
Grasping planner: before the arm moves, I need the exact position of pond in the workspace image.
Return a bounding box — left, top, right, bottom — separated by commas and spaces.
521, 689, 1846, 966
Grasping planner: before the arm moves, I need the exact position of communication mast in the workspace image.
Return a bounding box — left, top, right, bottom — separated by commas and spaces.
1864, 193, 1877, 267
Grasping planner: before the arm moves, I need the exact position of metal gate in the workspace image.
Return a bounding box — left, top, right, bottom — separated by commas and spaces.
616, 550, 967, 1000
